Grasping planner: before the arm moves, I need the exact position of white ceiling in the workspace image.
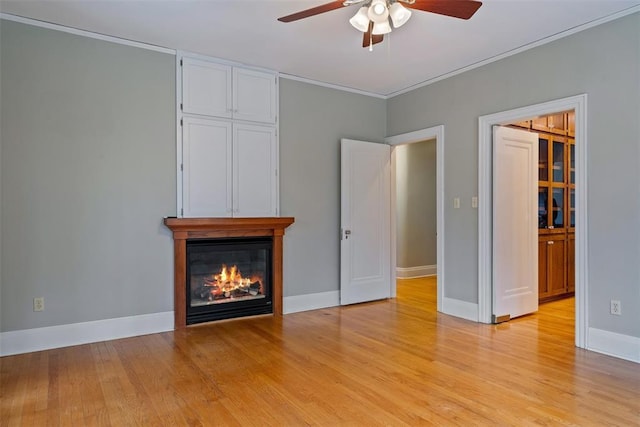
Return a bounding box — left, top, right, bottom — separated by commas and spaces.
1, 0, 639, 96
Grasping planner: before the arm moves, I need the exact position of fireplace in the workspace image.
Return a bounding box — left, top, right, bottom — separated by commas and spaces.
164, 217, 295, 328
187, 237, 272, 324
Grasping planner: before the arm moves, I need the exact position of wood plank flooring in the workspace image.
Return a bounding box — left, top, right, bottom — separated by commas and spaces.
2, 277, 639, 426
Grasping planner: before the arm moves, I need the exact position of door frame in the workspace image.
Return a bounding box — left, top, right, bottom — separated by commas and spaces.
386, 125, 444, 312
478, 94, 587, 348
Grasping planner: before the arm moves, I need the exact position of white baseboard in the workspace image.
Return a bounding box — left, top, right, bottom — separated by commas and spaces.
0, 311, 174, 357
396, 265, 437, 278
588, 327, 640, 363
283, 291, 340, 314
440, 297, 479, 322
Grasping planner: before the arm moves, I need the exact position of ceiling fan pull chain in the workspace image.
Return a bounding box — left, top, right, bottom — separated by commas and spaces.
369, 31, 373, 51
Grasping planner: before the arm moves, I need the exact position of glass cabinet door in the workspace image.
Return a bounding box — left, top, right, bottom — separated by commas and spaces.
538, 188, 548, 229
552, 188, 564, 228
570, 143, 575, 184
570, 188, 575, 228
539, 138, 549, 181
553, 140, 564, 183
538, 132, 573, 232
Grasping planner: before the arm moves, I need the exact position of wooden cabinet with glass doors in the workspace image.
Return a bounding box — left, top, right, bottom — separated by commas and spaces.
538, 133, 575, 300
512, 110, 575, 302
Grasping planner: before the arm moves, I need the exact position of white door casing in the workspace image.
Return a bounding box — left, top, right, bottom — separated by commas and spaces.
340, 139, 391, 305
492, 126, 539, 320
478, 94, 587, 348
386, 125, 445, 313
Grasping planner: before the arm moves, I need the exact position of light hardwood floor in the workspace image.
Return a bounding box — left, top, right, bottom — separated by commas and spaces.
2, 277, 639, 426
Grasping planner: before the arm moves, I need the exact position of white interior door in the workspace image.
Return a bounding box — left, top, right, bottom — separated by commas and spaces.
493, 126, 539, 321
340, 139, 391, 305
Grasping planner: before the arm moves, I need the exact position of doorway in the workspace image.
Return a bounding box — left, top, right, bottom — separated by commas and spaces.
507, 112, 577, 306
386, 125, 444, 312
478, 94, 587, 348
394, 139, 437, 279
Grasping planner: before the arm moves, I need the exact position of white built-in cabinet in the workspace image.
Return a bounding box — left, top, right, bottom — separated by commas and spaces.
178, 54, 278, 218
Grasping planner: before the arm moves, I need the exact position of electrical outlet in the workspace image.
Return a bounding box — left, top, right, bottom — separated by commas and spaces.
453, 197, 460, 209
610, 300, 621, 316
33, 297, 45, 312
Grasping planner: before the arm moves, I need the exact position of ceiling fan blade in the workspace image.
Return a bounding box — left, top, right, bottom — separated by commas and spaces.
406, 0, 482, 20
362, 22, 384, 48
277, 1, 347, 23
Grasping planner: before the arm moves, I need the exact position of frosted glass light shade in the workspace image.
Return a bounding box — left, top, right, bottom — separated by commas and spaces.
368, 0, 389, 24
372, 20, 392, 35
389, 2, 412, 28
349, 6, 370, 32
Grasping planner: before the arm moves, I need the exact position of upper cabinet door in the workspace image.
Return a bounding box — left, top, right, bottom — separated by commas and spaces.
182, 58, 232, 118
532, 112, 568, 136
233, 68, 277, 124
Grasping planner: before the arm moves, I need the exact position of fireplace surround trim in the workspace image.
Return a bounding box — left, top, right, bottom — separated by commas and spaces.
164, 217, 295, 328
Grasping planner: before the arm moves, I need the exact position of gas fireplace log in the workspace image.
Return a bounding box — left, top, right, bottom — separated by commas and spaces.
194, 284, 220, 300
249, 281, 261, 296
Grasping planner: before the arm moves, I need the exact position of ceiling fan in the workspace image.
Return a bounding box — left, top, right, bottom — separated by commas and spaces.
277, 0, 482, 49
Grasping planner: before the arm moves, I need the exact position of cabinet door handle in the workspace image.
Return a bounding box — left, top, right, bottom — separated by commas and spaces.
547, 241, 554, 245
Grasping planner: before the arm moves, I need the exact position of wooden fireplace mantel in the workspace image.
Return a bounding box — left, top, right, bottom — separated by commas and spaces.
164, 217, 295, 329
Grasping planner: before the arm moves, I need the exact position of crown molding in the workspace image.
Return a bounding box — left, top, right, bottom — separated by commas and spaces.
0, 13, 176, 55
387, 5, 640, 98
279, 73, 387, 99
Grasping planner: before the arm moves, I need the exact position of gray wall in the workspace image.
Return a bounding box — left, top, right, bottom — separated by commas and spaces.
2, 12, 638, 343
395, 139, 437, 268
279, 79, 386, 296
0, 20, 387, 333
0, 21, 176, 331
388, 13, 640, 337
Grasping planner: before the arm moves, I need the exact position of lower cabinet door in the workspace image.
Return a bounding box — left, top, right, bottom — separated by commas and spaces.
233, 123, 277, 217
567, 233, 575, 292
539, 235, 567, 301
182, 117, 233, 217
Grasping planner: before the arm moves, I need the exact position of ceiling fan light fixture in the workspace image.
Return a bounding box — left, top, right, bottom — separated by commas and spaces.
349, 6, 370, 32
372, 20, 392, 35
368, 0, 389, 24
389, 2, 411, 28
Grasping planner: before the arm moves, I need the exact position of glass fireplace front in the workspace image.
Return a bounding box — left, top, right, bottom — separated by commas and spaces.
186, 237, 272, 324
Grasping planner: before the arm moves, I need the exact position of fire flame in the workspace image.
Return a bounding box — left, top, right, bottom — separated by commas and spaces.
206, 265, 262, 296
215, 265, 252, 291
